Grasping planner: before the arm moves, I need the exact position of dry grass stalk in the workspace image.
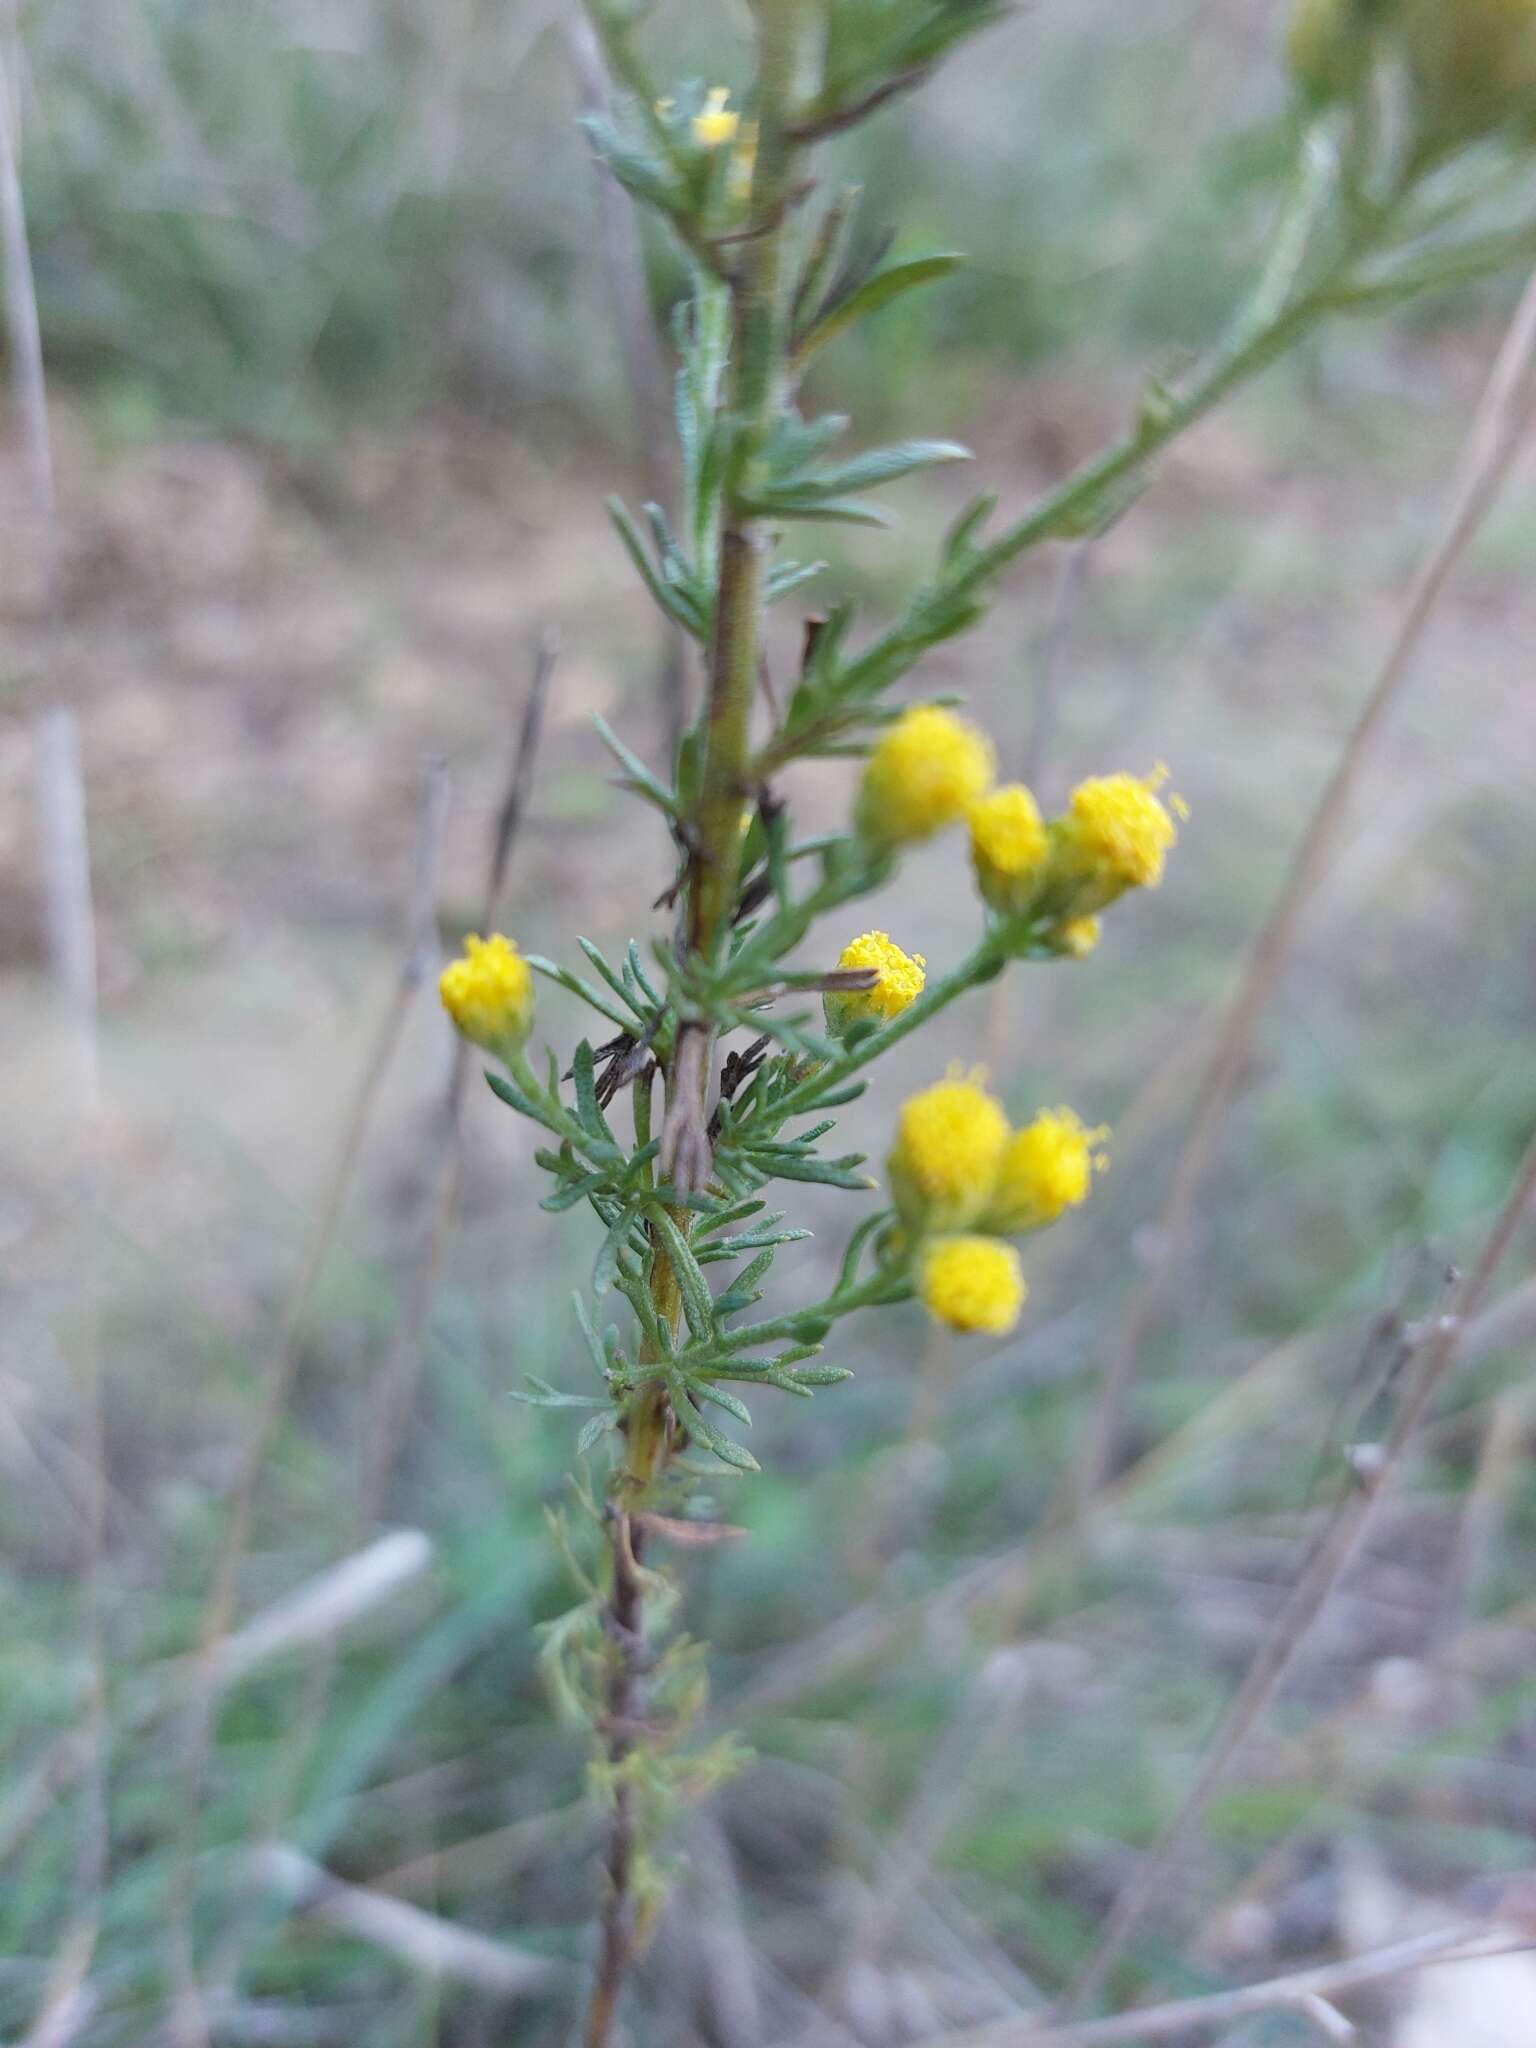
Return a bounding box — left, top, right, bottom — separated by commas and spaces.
0, 20, 53, 576
565, 17, 688, 753
1062, 1124, 1536, 2015
360, 624, 558, 1515
250, 1845, 558, 1999
1076, 262, 1536, 1506
931, 1920, 1515, 2046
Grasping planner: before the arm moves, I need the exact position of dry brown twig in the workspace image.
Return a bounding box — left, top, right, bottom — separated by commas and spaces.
360, 624, 558, 1514
0, 19, 54, 581
163, 753, 450, 2048
249, 1846, 558, 2001
1076, 262, 1536, 1507
27, 710, 107, 2048
189, 631, 560, 2021
928, 1919, 1520, 2046
1061, 1123, 1536, 2017
564, 17, 689, 755
833, 1652, 1036, 1998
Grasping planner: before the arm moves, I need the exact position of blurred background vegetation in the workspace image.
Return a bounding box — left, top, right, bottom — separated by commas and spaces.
5, 0, 1536, 2043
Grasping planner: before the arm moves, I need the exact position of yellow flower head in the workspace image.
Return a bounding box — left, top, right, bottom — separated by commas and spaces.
856, 705, 996, 848
824, 930, 927, 1039
985, 1108, 1108, 1236
918, 1235, 1027, 1336
692, 86, 741, 149
889, 1069, 1009, 1232
1056, 764, 1185, 911
439, 932, 534, 1059
1054, 915, 1101, 959
969, 783, 1048, 917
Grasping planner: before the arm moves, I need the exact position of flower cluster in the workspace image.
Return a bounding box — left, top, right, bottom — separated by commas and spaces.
856, 702, 1184, 942
889, 1071, 1107, 1336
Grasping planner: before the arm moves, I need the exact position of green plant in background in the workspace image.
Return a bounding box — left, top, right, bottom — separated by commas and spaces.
431, 0, 1536, 2037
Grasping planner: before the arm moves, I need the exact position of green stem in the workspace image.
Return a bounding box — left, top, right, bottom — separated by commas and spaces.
688, 2, 815, 956
708, 1269, 911, 1355
752, 122, 1367, 774
775, 926, 1014, 1125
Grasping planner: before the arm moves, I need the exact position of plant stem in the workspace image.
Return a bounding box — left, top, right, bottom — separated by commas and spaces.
585, 25, 823, 2037
583, 1506, 648, 2048
753, 120, 1359, 774
688, 4, 812, 957
584, 1190, 678, 2048
773, 926, 1013, 1124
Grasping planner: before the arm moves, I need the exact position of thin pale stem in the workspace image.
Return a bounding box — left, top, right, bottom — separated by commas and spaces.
585, 18, 819, 2037
927, 1921, 1506, 2047
1074, 262, 1536, 1510
1062, 1124, 1536, 2018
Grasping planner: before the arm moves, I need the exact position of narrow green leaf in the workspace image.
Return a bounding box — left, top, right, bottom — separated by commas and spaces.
606, 499, 707, 638
523, 954, 633, 1033
593, 1210, 634, 1297
651, 1207, 717, 1345
577, 937, 649, 1021
674, 1389, 760, 1473
796, 252, 964, 361
512, 1375, 606, 1411
740, 491, 894, 529
573, 1293, 608, 1377
540, 1167, 615, 1214
766, 559, 828, 606
485, 1068, 564, 1137
791, 440, 972, 498
575, 1410, 618, 1458
692, 1382, 753, 1428
571, 1041, 613, 1146
788, 1363, 855, 1387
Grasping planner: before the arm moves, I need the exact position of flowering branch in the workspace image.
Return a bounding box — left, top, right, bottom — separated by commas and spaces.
426, 0, 1536, 2035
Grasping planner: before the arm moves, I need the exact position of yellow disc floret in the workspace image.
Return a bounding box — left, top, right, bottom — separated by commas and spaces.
1056, 764, 1185, 910
969, 783, 1048, 916
856, 705, 996, 848
439, 932, 535, 1059
824, 930, 927, 1039
985, 1108, 1107, 1235
888, 1070, 1009, 1231
692, 86, 741, 148
918, 1235, 1027, 1336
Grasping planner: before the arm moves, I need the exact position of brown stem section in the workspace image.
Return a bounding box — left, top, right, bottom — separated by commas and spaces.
582, 10, 816, 2042
583, 1510, 648, 2048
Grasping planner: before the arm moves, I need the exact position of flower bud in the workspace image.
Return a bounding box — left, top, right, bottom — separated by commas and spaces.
439, 932, 535, 1062
1287, 0, 1375, 101
888, 1071, 1010, 1235
1402, 0, 1536, 143
982, 1108, 1107, 1236
968, 783, 1049, 918
856, 705, 996, 849
823, 930, 927, 1040
918, 1234, 1026, 1335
